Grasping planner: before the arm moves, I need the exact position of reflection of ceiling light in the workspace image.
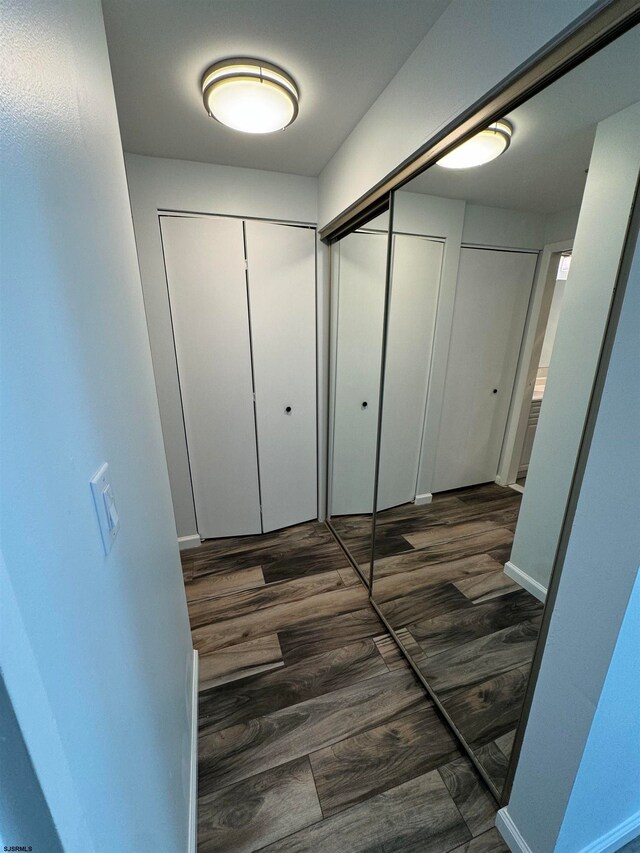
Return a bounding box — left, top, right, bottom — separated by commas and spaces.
201, 58, 299, 134
437, 119, 513, 169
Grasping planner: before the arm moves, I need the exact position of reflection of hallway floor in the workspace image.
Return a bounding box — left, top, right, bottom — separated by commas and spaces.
181, 521, 508, 852
337, 483, 544, 794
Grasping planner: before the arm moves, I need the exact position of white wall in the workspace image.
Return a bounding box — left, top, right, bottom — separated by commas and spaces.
498, 221, 640, 853
555, 571, 640, 852
509, 100, 640, 595
0, 676, 62, 852
0, 3, 194, 850
544, 205, 581, 245
124, 154, 323, 539
462, 204, 546, 250
318, 0, 597, 228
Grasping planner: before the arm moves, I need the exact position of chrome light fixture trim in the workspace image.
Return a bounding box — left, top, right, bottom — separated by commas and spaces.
201, 57, 299, 134
436, 119, 513, 169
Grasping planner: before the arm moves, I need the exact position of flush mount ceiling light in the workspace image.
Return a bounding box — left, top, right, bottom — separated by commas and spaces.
437, 119, 513, 169
201, 58, 299, 134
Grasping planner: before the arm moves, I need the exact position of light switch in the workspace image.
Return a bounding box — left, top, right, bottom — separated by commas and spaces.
90, 463, 120, 554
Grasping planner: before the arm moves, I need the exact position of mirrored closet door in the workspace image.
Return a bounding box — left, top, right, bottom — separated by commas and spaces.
326, 208, 390, 583
362, 23, 640, 800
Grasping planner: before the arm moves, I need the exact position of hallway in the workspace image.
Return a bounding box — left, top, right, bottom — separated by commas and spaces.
183, 521, 508, 852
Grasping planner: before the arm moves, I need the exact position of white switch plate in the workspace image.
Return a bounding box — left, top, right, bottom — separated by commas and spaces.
90, 462, 120, 554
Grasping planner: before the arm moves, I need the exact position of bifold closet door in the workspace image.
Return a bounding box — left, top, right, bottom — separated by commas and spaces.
331, 232, 387, 516
432, 247, 537, 493
245, 221, 317, 532
160, 216, 262, 538
378, 235, 444, 510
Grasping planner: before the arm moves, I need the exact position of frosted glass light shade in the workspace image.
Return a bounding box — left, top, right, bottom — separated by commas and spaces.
437, 120, 512, 169
202, 59, 299, 134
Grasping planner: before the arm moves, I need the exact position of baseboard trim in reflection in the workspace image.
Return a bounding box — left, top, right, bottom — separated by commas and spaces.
414, 493, 433, 505
504, 560, 547, 603
496, 807, 533, 853
179, 534, 202, 552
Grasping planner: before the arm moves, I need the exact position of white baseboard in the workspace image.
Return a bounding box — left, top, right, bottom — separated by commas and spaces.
496, 807, 533, 853
188, 649, 199, 853
504, 560, 547, 603
509, 483, 525, 495
496, 806, 640, 853
179, 534, 201, 552
414, 493, 433, 506
580, 810, 640, 853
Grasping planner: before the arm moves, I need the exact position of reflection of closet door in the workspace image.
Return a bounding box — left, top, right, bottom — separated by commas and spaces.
378, 235, 443, 510
160, 216, 262, 538
331, 232, 387, 516
433, 247, 537, 493
245, 221, 317, 532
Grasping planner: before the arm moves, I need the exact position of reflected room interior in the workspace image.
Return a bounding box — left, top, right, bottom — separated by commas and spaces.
327, 24, 640, 800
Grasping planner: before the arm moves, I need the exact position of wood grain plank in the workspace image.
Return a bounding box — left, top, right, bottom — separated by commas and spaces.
261, 539, 354, 583
198, 638, 389, 734
395, 627, 430, 668
258, 768, 471, 853
185, 521, 340, 580
449, 828, 509, 853
191, 582, 369, 651
440, 665, 531, 748
403, 520, 509, 550
495, 729, 516, 758
453, 570, 520, 603
473, 740, 510, 793
378, 582, 473, 630
421, 618, 542, 695
336, 566, 362, 587
373, 553, 503, 596
373, 634, 411, 671
278, 607, 383, 665
198, 669, 425, 794
407, 589, 543, 659
197, 756, 322, 853
388, 528, 514, 576
185, 565, 264, 602
309, 702, 460, 817
188, 570, 346, 628
198, 634, 283, 691
438, 756, 497, 837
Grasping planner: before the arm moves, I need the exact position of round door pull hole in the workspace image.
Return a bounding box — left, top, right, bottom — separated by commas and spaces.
285, 406, 292, 413
492, 389, 498, 394
362, 401, 368, 408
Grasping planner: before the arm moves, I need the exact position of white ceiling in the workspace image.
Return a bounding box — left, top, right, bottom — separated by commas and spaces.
102, 0, 451, 176
407, 25, 640, 214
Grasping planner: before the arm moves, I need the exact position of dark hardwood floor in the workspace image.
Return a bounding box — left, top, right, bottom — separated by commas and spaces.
181, 520, 507, 853
333, 482, 544, 793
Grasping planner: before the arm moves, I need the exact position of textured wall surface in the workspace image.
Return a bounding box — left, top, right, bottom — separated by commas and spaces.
1, 1, 194, 849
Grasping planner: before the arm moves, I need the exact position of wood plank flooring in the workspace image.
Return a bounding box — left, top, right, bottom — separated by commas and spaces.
181, 519, 507, 853
362, 482, 544, 794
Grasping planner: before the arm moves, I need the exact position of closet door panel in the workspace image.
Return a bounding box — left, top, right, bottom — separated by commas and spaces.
245, 221, 317, 532
331, 232, 387, 516
378, 235, 443, 510
160, 216, 262, 538
433, 247, 537, 493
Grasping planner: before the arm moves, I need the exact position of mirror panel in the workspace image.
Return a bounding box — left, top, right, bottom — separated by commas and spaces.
327, 208, 390, 582
370, 24, 640, 799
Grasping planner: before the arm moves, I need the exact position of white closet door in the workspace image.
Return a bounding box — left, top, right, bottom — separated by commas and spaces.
160, 216, 262, 537
433, 247, 537, 493
378, 235, 443, 510
330, 232, 387, 516
245, 220, 317, 532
